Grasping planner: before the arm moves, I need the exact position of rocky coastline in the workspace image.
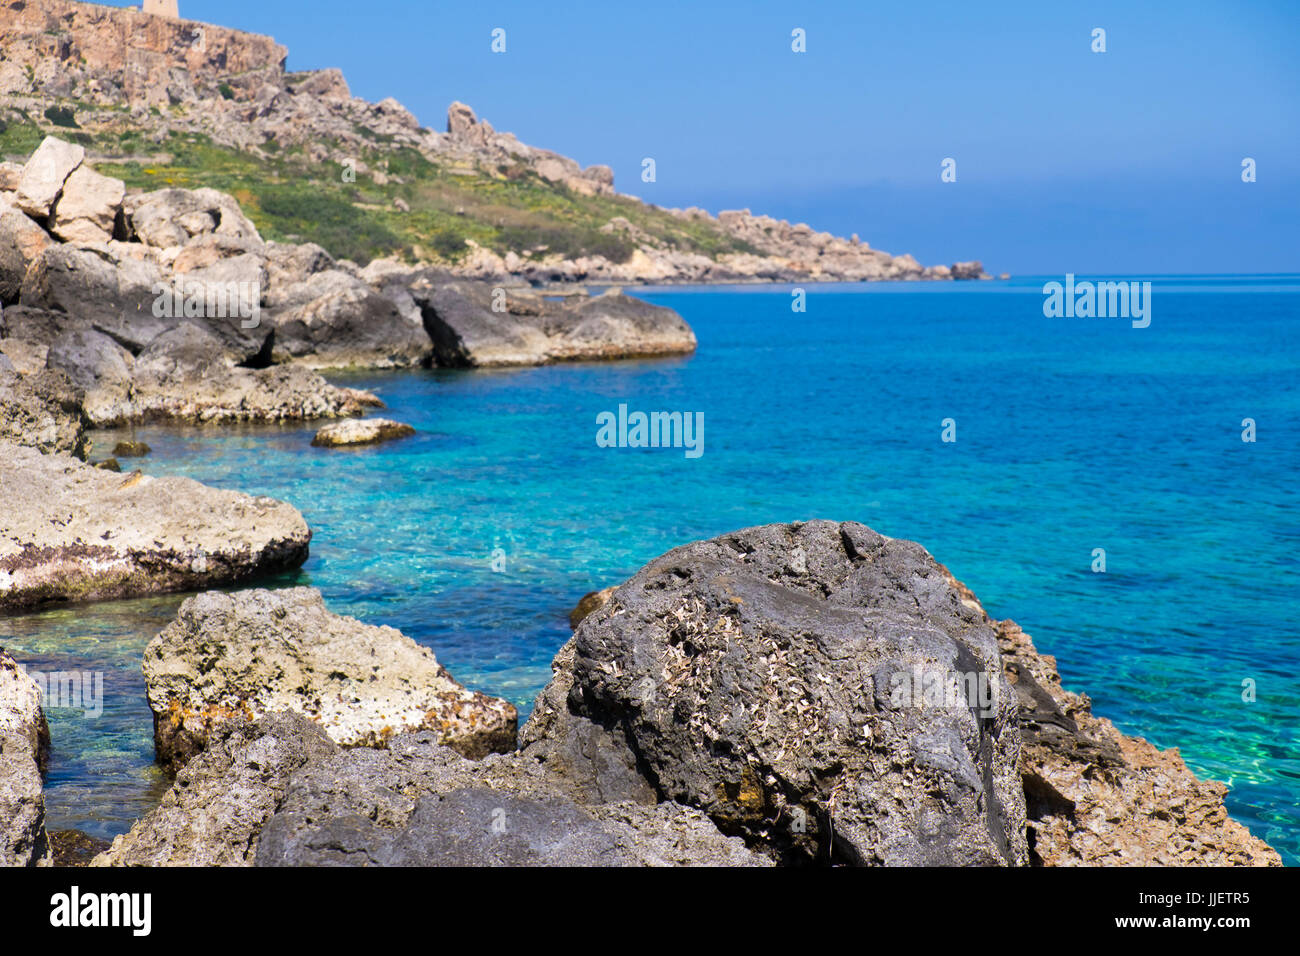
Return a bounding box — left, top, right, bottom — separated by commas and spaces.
0, 1, 1279, 872
2, 518, 1281, 867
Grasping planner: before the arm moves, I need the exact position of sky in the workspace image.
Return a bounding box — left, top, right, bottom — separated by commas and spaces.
102, 0, 1299, 274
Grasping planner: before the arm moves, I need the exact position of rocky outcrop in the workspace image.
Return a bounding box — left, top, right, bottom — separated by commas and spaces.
417, 281, 696, 367
933, 570, 1280, 866
0, 442, 310, 612
525, 521, 1028, 866
142, 588, 518, 772
0, 649, 51, 866
311, 417, 414, 447
92, 712, 337, 867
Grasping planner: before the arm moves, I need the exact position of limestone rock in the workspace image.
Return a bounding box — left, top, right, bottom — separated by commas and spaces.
936, 568, 1282, 867
143, 587, 518, 772
0, 649, 51, 867
50, 166, 126, 245
92, 712, 337, 867
311, 418, 415, 447
14, 136, 84, 220
0, 204, 54, 304
0, 443, 310, 612
0, 361, 87, 457
44, 328, 136, 426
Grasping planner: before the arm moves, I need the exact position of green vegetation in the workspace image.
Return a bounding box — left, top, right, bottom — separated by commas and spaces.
1, 111, 757, 268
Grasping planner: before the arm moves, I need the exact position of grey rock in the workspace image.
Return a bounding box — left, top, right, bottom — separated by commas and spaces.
45, 327, 136, 426
92, 712, 337, 867
524, 520, 1029, 866
20, 245, 171, 352
255, 731, 767, 867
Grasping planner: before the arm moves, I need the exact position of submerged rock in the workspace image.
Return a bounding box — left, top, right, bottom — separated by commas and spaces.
311, 417, 415, 447
143, 588, 518, 772
525, 521, 1028, 866
0, 649, 50, 866
112, 440, 151, 458
0, 443, 310, 612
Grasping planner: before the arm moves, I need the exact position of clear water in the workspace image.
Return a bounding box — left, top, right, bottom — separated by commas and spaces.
4, 276, 1297, 863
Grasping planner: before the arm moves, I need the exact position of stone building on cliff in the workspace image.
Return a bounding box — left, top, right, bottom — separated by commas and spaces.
142, 0, 180, 16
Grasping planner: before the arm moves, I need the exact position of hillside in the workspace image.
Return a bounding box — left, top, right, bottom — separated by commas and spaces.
0, 0, 988, 282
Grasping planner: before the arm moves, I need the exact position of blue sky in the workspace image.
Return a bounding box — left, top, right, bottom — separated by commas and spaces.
105, 0, 1298, 274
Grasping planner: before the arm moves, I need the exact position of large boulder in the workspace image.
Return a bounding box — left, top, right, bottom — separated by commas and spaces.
44, 327, 136, 426
14, 136, 84, 220
0, 443, 311, 612
264, 269, 431, 368
523, 520, 1029, 866
255, 731, 768, 867
143, 588, 518, 772
20, 245, 172, 351
543, 290, 697, 361
92, 713, 337, 867
126, 187, 261, 250
0, 649, 51, 866
415, 281, 695, 367
50, 166, 126, 245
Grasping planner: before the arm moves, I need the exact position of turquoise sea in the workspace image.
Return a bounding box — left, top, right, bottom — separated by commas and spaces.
4, 275, 1297, 863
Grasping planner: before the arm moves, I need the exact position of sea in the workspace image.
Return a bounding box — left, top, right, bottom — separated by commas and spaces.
4, 275, 1297, 863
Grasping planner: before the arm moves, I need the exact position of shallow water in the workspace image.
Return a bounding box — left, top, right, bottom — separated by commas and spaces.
5, 275, 1297, 862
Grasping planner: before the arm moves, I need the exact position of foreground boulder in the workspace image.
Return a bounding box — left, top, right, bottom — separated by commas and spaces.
93, 713, 337, 867
0, 443, 310, 612
526, 521, 1028, 866
561, 538, 1282, 866
143, 588, 518, 772
0, 649, 50, 866
311, 417, 414, 447
256, 731, 767, 867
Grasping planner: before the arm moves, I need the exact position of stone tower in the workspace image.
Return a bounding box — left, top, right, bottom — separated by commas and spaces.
142, 0, 180, 17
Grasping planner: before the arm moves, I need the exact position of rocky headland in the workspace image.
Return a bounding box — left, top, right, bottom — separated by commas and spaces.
1, 0, 992, 284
